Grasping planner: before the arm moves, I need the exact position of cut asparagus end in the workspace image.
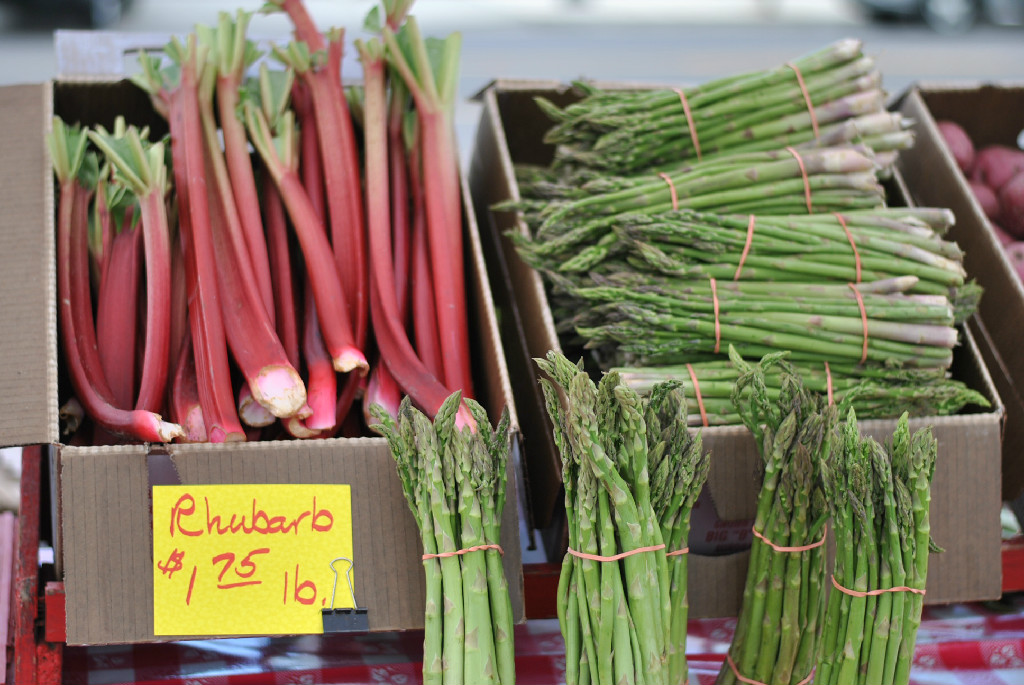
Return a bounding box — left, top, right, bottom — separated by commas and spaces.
251, 365, 308, 418
333, 346, 370, 375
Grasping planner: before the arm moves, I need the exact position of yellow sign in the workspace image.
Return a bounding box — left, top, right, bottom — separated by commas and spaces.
152, 484, 353, 636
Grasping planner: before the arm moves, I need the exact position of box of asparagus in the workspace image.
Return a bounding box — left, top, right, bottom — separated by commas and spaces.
0, 4, 526, 645
468, 39, 1004, 618
891, 83, 1024, 502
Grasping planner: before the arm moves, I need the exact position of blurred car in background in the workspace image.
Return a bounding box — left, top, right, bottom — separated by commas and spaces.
851, 0, 1024, 32
0, 0, 132, 28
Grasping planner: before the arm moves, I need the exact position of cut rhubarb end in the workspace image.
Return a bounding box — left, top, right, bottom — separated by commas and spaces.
182, 405, 208, 443
251, 365, 308, 418
239, 387, 277, 428
284, 416, 323, 439
151, 418, 186, 443
332, 347, 369, 375
207, 426, 248, 443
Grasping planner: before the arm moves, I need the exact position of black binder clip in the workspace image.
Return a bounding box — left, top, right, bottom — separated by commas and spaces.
321, 556, 369, 633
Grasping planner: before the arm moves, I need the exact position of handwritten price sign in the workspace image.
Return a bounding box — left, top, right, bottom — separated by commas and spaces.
152, 484, 353, 636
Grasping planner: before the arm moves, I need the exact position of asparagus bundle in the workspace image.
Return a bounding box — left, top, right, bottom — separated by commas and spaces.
537, 351, 708, 685
537, 39, 911, 176
815, 410, 938, 685
717, 348, 837, 685
614, 359, 988, 427
370, 393, 515, 685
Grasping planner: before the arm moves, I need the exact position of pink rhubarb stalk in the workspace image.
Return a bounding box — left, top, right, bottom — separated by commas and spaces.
244, 100, 368, 375
95, 225, 141, 410
50, 118, 183, 443
357, 38, 473, 428
170, 332, 208, 443
301, 280, 338, 432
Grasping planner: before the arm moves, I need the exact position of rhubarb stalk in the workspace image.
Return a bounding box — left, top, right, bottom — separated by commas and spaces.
95, 225, 141, 410
50, 117, 183, 443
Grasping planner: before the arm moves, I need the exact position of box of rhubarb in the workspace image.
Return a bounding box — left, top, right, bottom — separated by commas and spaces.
0, 19, 525, 645
468, 42, 1004, 618
891, 83, 1024, 502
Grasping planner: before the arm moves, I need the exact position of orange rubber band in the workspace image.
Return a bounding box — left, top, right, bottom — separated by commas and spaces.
787, 61, 819, 140
665, 547, 690, 558
675, 88, 702, 160
727, 653, 814, 685
835, 212, 862, 283
825, 361, 834, 406
831, 575, 926, 598
848, 282, 869, 364
686, 363, 709, 428
422, 544, 504, 561
567, 543, 666, 563
734, 215, 756, 281
658, 172, 680, 211
710, 276, 721, 354
786, 146, 813, 213
752, 525, 827, 553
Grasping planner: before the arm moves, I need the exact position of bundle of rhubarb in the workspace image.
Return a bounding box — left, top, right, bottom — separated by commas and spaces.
537, 38, 910, 177
51, 0, 479, 444
537, 351, 709, 685
716, 348, 836, 685
371, 393, 515, 685
503, 41, 988, 425
815, 410, 938, 685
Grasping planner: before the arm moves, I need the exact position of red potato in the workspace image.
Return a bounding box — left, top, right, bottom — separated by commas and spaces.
972, 144, 1024, 191
1000, 170, 1024, 239
969, 180, 1002, 222
992, 221, 1017, 247
936, 120, 975, 175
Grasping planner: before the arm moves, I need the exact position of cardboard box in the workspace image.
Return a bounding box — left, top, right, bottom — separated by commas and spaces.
0, 78, 526, 645
468, 79, 1005, 618
891, 83, 1024, 502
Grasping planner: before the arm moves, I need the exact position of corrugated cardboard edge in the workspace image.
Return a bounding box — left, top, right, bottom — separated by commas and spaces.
0, 83, 59, 449
469, 78, 1006, 615
892, 83, 1024, 500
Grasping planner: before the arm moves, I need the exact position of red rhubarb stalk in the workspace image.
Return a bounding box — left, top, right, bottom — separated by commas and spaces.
244, 97, 368, 375
274, 39, 368, 347
263, 171, 301, 371
95, 225, 141, 410
86, 125, 174, 414
407, 128, 445, 380
214, 10, 276, 324
383, 20, 474, 398
168, 234, 188, 395
302, 280, 338, 432
357, 38, 473, 428
136, 37, 246, 442
200, 133, 308, 420
50, 118, 183, 443
170, 332, 208, 443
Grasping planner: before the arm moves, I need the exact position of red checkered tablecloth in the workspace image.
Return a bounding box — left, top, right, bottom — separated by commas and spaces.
63, 595, 1024, 684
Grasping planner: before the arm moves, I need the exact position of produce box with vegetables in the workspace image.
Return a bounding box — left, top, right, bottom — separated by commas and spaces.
469, 41, 1004, 618
891, 83, 1024, 502
0, 0, 526, 646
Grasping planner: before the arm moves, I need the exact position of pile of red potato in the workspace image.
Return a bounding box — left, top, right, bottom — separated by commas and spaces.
937, 120, 1024, 279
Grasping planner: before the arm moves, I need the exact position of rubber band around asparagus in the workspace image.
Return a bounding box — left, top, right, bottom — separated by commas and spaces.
848, 282, 870, 364
710, 276, 721, 353
567, 543, 665, 562
665, 547, 690, 558
830, 575, 926, 598
751, 524, 827, 553
658, 171, 679, 210
787, 61, 819, 140
733, 215, 756, 280
422, 544, 504, 561
835, 212, 862, 283
727, 653, 814, 685
686, 363, 709, 428
784, 145, 814, 212
674, 88, 701, 160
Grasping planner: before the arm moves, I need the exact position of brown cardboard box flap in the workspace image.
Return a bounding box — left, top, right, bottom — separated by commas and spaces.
0, 84, 58, 449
